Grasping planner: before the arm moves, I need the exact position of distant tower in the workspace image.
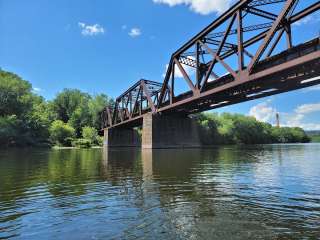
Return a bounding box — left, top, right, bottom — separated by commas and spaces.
276, 112, 280, 128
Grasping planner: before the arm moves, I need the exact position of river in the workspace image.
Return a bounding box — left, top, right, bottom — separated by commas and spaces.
0, 144, 319, 239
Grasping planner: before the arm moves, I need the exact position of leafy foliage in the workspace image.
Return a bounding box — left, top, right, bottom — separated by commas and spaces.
0, 70, 50, 147
271, 127, 310, 143
49, 120, 75, 146
51, 89, 112, 137
196, 113, 310, 145
72, 138, 92, 148
82, 126, 99, 145
0, 71, 34, 117
0, 69, 113, 147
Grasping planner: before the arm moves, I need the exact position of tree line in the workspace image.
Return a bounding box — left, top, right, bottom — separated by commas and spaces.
0, 69, 310, 148
195, 113, 310, 145
0, 70, 113, 147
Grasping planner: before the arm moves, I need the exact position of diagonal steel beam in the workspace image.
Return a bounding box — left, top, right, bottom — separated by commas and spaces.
248, 0, 298, 73
174, 0, 251, 57
221, 2, 320, 61
131, 87, 141, 118
289, 1, 320, 23
174, 58, 198, 95
141, 80, 156, 113
266, 28, 285, 57
159, 58, 173, 104
200, 13, 237, 91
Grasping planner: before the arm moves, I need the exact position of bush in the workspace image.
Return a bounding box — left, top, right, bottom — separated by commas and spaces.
49, 120, 75, 146
97, 136, 104, 146
72, 138, 92, 148
82, 126, 98, 145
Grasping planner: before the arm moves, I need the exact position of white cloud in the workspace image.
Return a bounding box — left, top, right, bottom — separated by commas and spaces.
293, 12, 320, 26
153, 0, 232, 15
129, 28, 142, 37
295, 123, 320, 130
295, 103, 320, 115
293, 16, 313, 26
249, 101, 320, 130
78, 22, 105, 36
249, 101, 277, 123
33, 87, 42, 92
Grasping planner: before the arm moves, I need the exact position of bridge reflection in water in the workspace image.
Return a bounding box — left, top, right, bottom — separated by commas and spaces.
101, 146, 320, 239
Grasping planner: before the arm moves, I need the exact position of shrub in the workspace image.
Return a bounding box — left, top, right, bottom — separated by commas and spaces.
82, 126, 98, 145
49, 120, 75, 146
97, 136, 104, 146
72, 138, 92, 148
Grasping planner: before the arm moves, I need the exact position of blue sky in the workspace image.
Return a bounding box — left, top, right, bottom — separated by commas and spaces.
0, 0, 319, 130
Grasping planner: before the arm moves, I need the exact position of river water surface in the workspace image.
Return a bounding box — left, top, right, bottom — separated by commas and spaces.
0, 144, 320, 239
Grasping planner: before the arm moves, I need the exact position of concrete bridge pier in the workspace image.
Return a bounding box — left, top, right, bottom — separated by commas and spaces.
104, 113, 201, 148
104, 127, 141, 148
142, 113, 201, 149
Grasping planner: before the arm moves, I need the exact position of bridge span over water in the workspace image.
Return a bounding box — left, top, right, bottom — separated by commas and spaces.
101, 0, 320, 148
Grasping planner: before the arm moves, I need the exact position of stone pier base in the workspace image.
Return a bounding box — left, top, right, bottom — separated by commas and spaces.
142, 113, 201, 149
104, 128, 140, 147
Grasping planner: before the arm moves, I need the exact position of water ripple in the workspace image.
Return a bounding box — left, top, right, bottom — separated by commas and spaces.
0, 145, 320, 239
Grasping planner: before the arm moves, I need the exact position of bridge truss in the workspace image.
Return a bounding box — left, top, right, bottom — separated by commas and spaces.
102, 0, 320, 129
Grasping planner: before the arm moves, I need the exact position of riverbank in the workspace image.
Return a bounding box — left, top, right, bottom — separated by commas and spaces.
52, 146, 103, 150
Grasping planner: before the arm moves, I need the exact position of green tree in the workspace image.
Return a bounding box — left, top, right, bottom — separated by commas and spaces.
52, 89, 91, 123
271, 127, 310, 143
196, 113, 221, 145
51, 90, 113, 136
68, 106, 92, 137
0, 71, 34, 118
196, 112, 309, 145
0, 70, 50, 147
49, 120, 75, 146
218, 113, 236, 144
82, 126, 98, 144
51, 89, 92, 136
88, 94, 114, 129
0, 115, 24, 147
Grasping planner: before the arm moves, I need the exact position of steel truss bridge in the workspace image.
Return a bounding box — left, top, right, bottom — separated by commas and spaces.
102, 0, 320, 129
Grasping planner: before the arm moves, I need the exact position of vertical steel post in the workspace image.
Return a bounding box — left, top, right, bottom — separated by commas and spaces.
237, 10, 244, 72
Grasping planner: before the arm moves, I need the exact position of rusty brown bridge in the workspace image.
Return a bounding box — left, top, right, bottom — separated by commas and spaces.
101, 0, 320, 148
